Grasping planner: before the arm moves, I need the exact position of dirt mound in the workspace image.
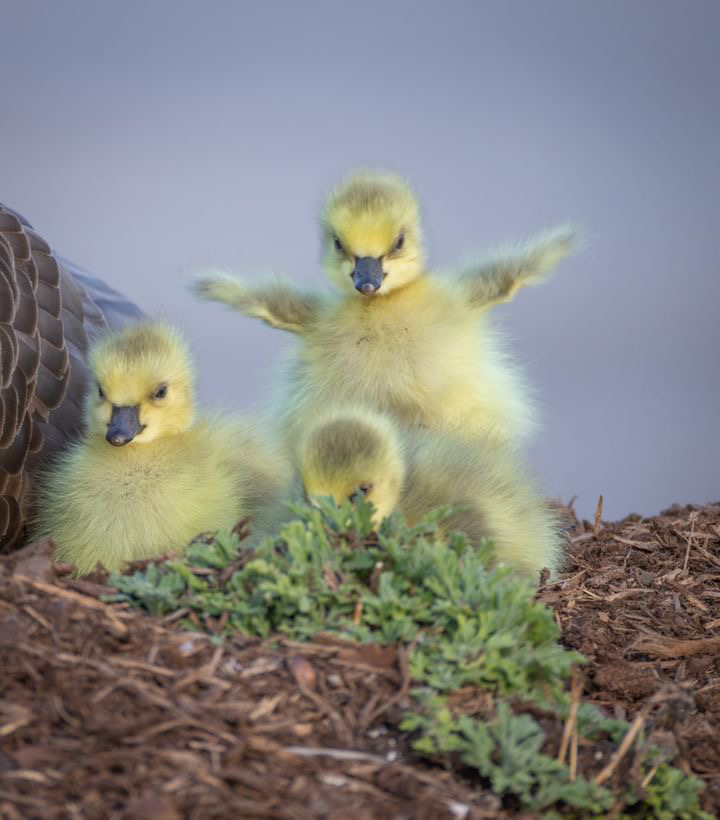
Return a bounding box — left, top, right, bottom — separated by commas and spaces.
1, 502, 718, 818
540, 500, 720, 814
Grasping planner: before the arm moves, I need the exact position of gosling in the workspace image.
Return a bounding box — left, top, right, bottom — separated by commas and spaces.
32, 322, 289, 575
193, 170, 575, 448
298, 407, 561, 581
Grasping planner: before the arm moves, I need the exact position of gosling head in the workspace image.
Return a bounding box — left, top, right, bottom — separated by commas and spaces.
87, 322, 195, 447
323, 170, 425, 297
299, 410, 406, 525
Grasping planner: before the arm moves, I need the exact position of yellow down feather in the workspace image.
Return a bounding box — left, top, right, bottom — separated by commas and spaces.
298, 406, 562, 581
192, 170, 576, 448
32, 322, 289, 575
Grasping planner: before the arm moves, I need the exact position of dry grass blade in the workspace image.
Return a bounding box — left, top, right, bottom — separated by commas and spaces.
594, 702, 651, 786
593, 495, 604, 537
570, 721, 579, 782
558, 672, 583, 765
683, 511, 699, 573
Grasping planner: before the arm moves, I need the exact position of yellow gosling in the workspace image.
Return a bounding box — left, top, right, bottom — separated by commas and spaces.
193, 170, 575, 449
297, 406, 561, 581
32, 322, 289, 575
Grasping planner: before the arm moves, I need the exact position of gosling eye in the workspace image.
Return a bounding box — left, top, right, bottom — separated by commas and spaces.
393, 233, 405, 252
97, 384, 105, 400
152, 383, 168, 400
333, 235, 344, 254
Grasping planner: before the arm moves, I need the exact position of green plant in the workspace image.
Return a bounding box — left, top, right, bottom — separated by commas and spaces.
108, 497, 710, 817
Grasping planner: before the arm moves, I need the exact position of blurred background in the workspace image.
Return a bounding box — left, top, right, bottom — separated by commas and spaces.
2, 0, 718, 520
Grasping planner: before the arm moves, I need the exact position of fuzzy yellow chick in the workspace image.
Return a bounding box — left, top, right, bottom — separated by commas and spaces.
192, 170, 575, 448
297, 406, 562, 581
32, 322, 289, 575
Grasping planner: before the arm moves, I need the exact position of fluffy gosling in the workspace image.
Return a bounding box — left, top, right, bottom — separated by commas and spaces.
32, 322, 289, 575
193, 170, 575, 448
298, 406, 561, 581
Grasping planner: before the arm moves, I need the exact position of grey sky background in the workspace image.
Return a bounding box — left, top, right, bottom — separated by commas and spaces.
2, 0, 718, 520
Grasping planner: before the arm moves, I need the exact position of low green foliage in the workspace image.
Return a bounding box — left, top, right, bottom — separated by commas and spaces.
403, 697, 612, 814
109, 497, 710, 818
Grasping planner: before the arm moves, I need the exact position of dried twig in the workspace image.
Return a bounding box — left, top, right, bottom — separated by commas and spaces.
15, 578, 127, 637
594, 703, 651, 785
361, 640, 416, 728
682, 511, 698, 573
631, 634, 720, 659
283, 746, 388, 764
641, 762, 661, 789
570, 721, 578, 781
558, 672, 583, 766
593, 495, 604, 538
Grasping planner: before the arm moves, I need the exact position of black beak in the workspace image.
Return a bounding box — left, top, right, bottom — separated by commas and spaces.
106, 405, 145, 446
352, 257, 385, 295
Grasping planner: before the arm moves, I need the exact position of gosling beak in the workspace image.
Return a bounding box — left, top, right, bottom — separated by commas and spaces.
106, 405, 145, 446
352, 257, 385, 295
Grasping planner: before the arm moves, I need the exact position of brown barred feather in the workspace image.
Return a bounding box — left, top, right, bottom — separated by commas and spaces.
0, 204, 143, 550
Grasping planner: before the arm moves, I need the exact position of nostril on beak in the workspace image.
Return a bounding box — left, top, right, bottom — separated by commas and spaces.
352, 257, 384, 295
106, 431, 130, 446
106, 405, 143, 446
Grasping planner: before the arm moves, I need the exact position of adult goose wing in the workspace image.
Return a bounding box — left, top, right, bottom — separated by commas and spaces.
0, 203, 143, 550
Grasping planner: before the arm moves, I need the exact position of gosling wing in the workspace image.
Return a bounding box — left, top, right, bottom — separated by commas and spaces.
456, 224, 578, 308
191, 271, 322, 334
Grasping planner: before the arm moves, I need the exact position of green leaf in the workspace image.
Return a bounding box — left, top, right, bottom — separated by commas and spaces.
108, 496, 709, 818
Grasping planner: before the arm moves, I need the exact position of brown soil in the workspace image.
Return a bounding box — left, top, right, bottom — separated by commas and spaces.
541, 499, 720, 815
0, 502, 718, 819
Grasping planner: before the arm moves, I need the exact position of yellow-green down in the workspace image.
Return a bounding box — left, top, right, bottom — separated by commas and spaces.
193, 170, 576, 450
33, 322, 290, 574
298, 406, 562, 580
